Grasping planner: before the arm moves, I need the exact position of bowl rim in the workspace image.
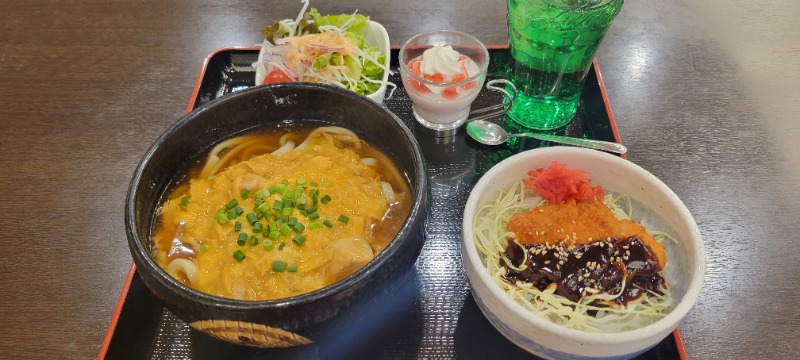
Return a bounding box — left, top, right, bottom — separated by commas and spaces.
126, 82, 428, 310
461, 146, 705, 345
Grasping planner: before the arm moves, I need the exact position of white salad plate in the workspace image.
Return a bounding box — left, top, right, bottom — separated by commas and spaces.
254, 20, 391, 104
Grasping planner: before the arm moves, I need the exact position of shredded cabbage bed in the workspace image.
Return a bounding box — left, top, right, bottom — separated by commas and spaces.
255, 1, 393, 96
473, 180, 676, 332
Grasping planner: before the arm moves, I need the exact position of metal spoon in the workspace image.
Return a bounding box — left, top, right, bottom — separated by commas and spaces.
466, 120, 627, 154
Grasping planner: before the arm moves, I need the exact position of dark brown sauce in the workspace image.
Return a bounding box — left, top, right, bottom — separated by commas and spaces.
504, 236, 665, 305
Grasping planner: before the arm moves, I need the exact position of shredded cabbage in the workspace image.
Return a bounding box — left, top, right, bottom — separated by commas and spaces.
473, 181, 675, 332
255, 1, 393, 97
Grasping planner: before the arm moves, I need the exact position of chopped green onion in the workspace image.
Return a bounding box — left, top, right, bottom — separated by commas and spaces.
226, 199, 238, 209
323, 219, 333, 228
306, 205, 317, 214
297, 203, 306, 211
246, 213, 258, 225
321, 195, 331, 204
292, 234, 306, 246
293, 222, 305, 233
338, 214, 349, 224
237, 233, 247, 246
257, 202, 270, 214
255, 189, 270, 200
256, 211, 265, 220
276, 183, 287, 194
310, 189, 319, 197
272, 260, 287, 272
200, 244, 209, 253
269, 231, 280, 240
309, 213, 320, 221
287, 217, 298, 227
240, 189, 250, 199
309, 181, 318, 187
254, 197, 264, 209
263, 240, 274, 251
249, 235, 258, 246
273, 200, 283, 211
252, 222, 263, 233
280, 224, 292, 236
296, 178, 306, 185
278, 242, 286, 250
281, 179, 289, 185
309, 221, 322, 230
216, 214, 229, 224
180, 196, 188, 206
268, 186, 279, 195
282, 207, 293, 216
268, 221, 278, 232
284, 199, 295, 208
293, 188, 304, 199
235, 207, 244, 216
226, 209, 237, 220
216, 208, 226, 216
234, 221, 242, 231
288, 265, 298, 273
233, 250, 245, 262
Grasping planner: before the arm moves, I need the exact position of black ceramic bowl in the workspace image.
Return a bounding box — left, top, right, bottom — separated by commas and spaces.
126, 83, 428, 347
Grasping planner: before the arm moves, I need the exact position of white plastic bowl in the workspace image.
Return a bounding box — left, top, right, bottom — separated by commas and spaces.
254, 20, 391, 104
461, 147, 705, 360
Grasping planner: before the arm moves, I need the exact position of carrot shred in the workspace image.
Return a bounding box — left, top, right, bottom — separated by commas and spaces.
522, 161, 603, 204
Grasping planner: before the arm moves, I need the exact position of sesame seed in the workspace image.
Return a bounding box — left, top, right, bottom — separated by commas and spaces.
544, 260, 551, 264
578, 275, 583, 282
626, 250, 631, 256
538, 209, 544, 213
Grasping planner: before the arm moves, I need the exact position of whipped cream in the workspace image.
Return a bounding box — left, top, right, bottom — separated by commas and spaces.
420, 45, 462, 76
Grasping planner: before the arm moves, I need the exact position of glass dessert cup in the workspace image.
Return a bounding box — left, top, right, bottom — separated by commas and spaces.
399, 30, 491, 136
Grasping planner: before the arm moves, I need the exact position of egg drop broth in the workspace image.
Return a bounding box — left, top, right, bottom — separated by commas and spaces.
151, 126, 412, 301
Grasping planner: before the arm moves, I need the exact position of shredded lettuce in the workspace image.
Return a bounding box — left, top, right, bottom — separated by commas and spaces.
258, 6, 390, 96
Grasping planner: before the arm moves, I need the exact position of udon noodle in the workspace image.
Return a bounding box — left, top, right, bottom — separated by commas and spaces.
153, 127, 411, 300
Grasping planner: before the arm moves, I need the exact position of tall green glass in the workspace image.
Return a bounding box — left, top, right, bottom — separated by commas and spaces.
506, 0, 623, 130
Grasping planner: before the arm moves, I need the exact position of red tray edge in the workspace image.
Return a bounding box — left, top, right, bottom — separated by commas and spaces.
98, 45, 687, 360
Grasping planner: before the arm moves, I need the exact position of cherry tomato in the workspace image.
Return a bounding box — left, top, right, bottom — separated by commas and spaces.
262, 69, 292, 84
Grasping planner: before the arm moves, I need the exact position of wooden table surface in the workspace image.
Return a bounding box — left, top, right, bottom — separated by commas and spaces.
1, 0, 798, 358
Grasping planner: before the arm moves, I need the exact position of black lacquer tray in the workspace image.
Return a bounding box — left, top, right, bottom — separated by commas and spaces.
99, 47, 687, 360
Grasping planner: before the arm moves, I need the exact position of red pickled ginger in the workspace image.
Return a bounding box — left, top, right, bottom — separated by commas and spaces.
523, 161, 603, 204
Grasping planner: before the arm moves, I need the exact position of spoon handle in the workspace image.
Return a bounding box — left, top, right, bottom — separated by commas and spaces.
514, 133, 628, 154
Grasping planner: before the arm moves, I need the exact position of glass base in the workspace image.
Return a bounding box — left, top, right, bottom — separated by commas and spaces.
506, 92, 579, 131
412, 107, 469, 137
